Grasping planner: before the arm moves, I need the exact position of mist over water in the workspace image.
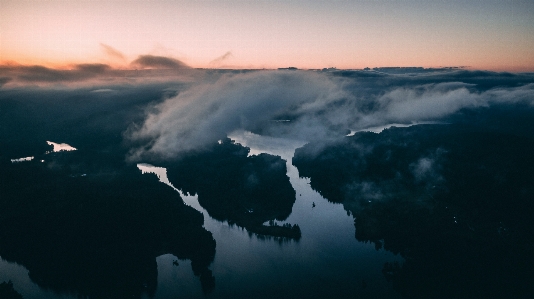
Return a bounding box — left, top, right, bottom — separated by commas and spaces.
126, 70, 534, 162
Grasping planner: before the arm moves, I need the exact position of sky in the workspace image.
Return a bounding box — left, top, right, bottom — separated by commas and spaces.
1, 0, 534, 71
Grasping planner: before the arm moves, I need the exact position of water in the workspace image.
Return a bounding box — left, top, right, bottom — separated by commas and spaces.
2, 135, 401, 298
46, 141, 77, 153
0, 258, 76, 299
138, 131, 402, 298
10, 156, 34, 163
347, 121, 441, 136
10, 141, 76, 163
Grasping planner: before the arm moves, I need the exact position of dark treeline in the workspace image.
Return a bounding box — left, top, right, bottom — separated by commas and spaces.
0, 83, 217, 297
0, 148, 216, 298
293, 104, 534, 298
0, 281, 24, 299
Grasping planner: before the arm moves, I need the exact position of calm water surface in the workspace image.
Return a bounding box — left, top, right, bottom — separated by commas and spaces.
140, 131, 402, 298
1, 135, 401, 298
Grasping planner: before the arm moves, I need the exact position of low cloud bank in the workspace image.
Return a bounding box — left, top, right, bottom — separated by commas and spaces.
127, 71, 347, 160
0, 64, 112, 83
209, 51, 234, 68
127, 70, 534, 160
0, 55, 194, 88
2, 64, 531, 161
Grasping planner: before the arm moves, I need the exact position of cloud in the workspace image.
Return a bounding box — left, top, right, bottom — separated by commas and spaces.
130, 55, 190, 70
409, 149, 445, 185
0, 77, 11, 87
127, 70, 534, 161
126, 71, 348, 160
100, 43, 126, 62
1, 62, 532, 167
74, 63, 111, 73
17, 65, 74, 82
351, 81, 534, 129
208, 51, 234, 67
0, 62, 201, 88
376, 83, 483, 122
0, 64, 113, 83
4, 64, 530, 161
90, 88, 115, 93
335, 69, 534, 94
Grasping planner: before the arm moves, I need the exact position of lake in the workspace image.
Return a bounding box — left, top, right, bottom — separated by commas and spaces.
1, 134, 402, 299
137, 130, 403, 298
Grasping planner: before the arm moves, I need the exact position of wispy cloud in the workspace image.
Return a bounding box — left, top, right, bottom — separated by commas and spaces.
130, 55, 190, 70
100, 43, 126, 62
209, 51, 233, 68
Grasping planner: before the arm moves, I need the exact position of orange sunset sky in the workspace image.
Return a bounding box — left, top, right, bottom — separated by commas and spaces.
1, 0, 534, 71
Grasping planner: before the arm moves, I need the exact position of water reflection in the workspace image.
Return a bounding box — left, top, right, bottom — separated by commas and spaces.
136, 163, 207, 214
0, 258, 76, 299
139, 131, 402, 299
10, 156, 34, 163
346, 121, 440, 136
164, 138, 301, 239
0, 148, 216, 298
9, 140, 76, 163
46, 141, 76, 152
143, 255, 203, 299
137, 163, 178, 191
